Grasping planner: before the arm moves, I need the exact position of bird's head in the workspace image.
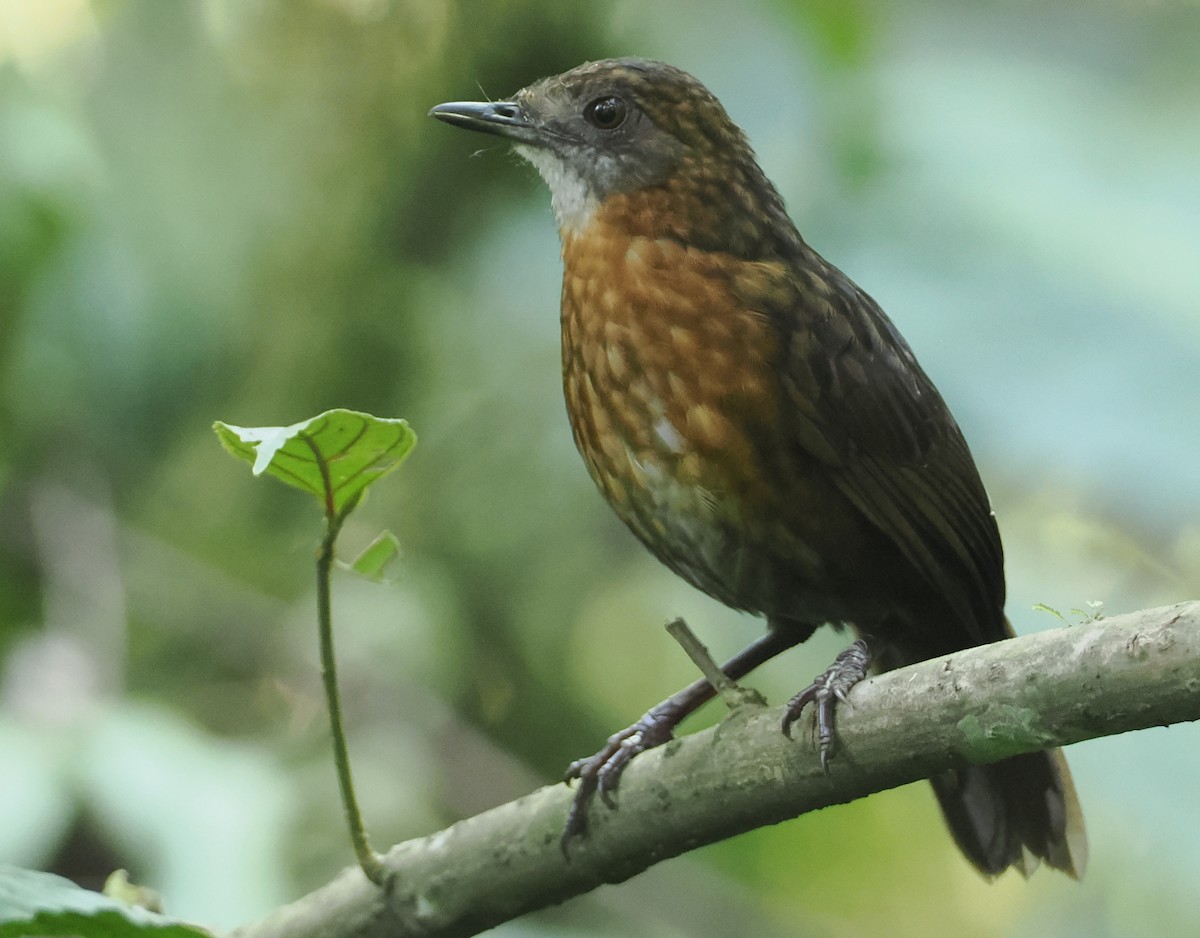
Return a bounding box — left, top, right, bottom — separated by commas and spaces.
431, 58, 801, 256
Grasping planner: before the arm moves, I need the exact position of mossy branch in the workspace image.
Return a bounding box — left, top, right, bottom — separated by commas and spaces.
235, 600, 1200, 938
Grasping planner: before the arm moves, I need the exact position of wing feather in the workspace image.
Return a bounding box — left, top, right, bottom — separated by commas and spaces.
769, 257, 1006, 644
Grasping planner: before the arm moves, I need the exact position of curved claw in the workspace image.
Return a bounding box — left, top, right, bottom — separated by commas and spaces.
595, 747, 626, 804
560, 715, 677, 855
780, 684, 815, 739
780, 638, 872, 769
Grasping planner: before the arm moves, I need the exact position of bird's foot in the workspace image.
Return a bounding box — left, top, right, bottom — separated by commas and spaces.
780, 637, 871, 770
561, 706, 680, 853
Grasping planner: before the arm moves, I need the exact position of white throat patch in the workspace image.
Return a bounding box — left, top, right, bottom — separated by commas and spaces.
515, 144, 598, 237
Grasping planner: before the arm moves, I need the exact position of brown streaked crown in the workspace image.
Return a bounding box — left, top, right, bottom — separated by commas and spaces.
434, 58, 808, 259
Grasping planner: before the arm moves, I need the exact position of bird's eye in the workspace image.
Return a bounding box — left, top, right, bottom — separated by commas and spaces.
584, 95, 627, 130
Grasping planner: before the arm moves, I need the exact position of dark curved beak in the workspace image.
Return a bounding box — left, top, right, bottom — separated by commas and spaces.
428, 100, 540, 145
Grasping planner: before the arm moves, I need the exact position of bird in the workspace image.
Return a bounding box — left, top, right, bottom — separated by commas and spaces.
430, 57, 1087, 878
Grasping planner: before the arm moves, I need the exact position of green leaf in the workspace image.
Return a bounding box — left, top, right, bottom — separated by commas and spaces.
0, 866, 209, 937
345, 530, 401, 581
1031, 602, 1070, 626
213, 409, 416, 517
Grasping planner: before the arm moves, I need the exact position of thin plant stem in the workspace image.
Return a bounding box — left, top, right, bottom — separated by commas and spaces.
316, 506, 385, 885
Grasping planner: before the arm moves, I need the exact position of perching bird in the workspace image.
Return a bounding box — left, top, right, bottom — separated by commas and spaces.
430, 57, 1086, 878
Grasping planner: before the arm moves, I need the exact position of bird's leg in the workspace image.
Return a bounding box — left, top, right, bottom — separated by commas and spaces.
562, 625, 811, 850
780, 636, 872, 770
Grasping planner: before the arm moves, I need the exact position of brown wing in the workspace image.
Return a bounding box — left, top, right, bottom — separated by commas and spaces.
757, 255, 1006, 647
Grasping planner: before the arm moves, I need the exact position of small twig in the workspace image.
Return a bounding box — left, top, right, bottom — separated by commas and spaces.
664, 618, 729, 690
664, 618, 765, 710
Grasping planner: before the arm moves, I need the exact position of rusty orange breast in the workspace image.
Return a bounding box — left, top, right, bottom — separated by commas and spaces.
556, 195, 811, 608
562, 212, 784, 499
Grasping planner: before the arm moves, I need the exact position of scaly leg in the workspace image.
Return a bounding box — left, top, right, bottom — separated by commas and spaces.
780, 637, 872, 770
562, 623, 813, 850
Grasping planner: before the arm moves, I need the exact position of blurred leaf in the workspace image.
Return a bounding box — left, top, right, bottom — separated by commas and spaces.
344, 530, 401, 582
1031, 602, 1071, 626
1032, 601, 1104, 625
103, 871, 161, 913
213, 409, 416, 516
0, 866, 209, 937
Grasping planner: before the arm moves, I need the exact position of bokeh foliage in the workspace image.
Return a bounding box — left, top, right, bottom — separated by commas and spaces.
1, 1, 1197, 935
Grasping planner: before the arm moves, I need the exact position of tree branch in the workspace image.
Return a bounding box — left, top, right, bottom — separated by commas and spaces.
235, 601, 1200, 938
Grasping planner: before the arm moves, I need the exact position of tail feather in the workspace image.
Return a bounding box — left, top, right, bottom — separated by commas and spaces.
930, 747, 1087, 879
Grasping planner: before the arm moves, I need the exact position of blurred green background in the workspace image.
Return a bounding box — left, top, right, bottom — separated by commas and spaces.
1, 0, 1197, 935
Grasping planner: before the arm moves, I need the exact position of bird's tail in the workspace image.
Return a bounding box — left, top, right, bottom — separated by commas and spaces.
929, 740, 1088, 878
879, 614, 1089, 879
